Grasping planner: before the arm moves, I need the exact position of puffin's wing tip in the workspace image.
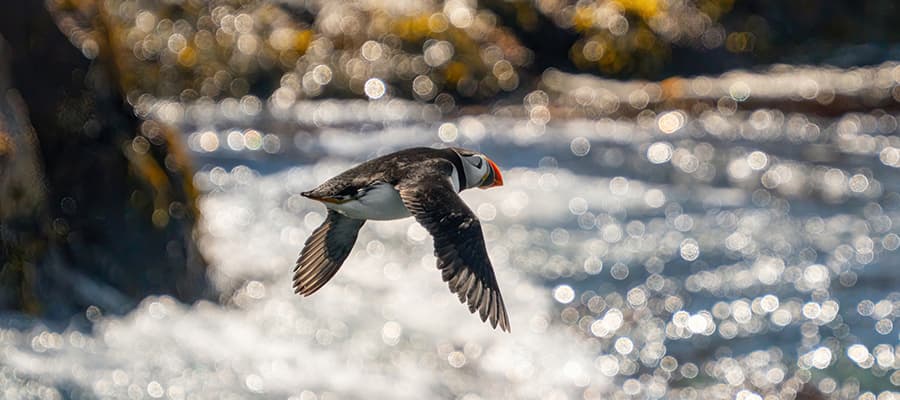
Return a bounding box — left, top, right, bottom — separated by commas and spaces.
292, 210, 365, 297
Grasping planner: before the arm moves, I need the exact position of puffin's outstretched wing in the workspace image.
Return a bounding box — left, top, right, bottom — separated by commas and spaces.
397, 160, 510, 332
293, 210, 365, 295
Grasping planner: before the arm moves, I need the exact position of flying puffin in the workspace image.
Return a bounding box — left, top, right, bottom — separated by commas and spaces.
294, 147, 510, 331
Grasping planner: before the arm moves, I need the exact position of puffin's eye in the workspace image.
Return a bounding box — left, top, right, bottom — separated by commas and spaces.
471, 157, 483, 168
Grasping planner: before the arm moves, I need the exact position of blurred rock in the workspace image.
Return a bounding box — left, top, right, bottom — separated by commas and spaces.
0, 35, 48, 312
0, 1, 208, 318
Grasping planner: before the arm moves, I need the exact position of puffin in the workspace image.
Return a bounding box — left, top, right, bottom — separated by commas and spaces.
294, 147, 510, 331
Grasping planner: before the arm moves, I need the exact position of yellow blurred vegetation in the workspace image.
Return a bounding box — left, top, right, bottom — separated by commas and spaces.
550, 0, 735, 75
45, 0, 745, 102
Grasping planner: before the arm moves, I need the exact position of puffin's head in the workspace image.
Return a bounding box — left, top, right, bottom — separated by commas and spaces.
453, 147, 504, 190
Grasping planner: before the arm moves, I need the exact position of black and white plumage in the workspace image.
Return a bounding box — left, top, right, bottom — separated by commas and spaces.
293, 147, 510, 332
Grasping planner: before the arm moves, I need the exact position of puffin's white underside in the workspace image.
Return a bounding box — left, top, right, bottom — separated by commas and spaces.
325, 170, 460, 221
326, 182, 411, 220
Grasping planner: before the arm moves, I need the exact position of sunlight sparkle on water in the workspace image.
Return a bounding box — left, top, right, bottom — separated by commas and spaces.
7, 66, 900, 398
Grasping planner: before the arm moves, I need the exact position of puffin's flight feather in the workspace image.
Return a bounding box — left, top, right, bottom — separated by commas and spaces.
293, 210, 365, 296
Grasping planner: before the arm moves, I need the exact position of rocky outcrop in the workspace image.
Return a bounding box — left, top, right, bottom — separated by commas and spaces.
0, 2, 208, 318
0, 88, 47, 313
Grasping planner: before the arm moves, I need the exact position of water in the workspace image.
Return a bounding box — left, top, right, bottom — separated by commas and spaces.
2, 98, 900, 399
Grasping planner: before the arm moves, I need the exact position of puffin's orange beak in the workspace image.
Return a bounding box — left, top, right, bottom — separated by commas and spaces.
483, 158, 503, 188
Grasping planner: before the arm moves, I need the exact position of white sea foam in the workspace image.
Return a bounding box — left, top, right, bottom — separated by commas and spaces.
3, 113, 900, 399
